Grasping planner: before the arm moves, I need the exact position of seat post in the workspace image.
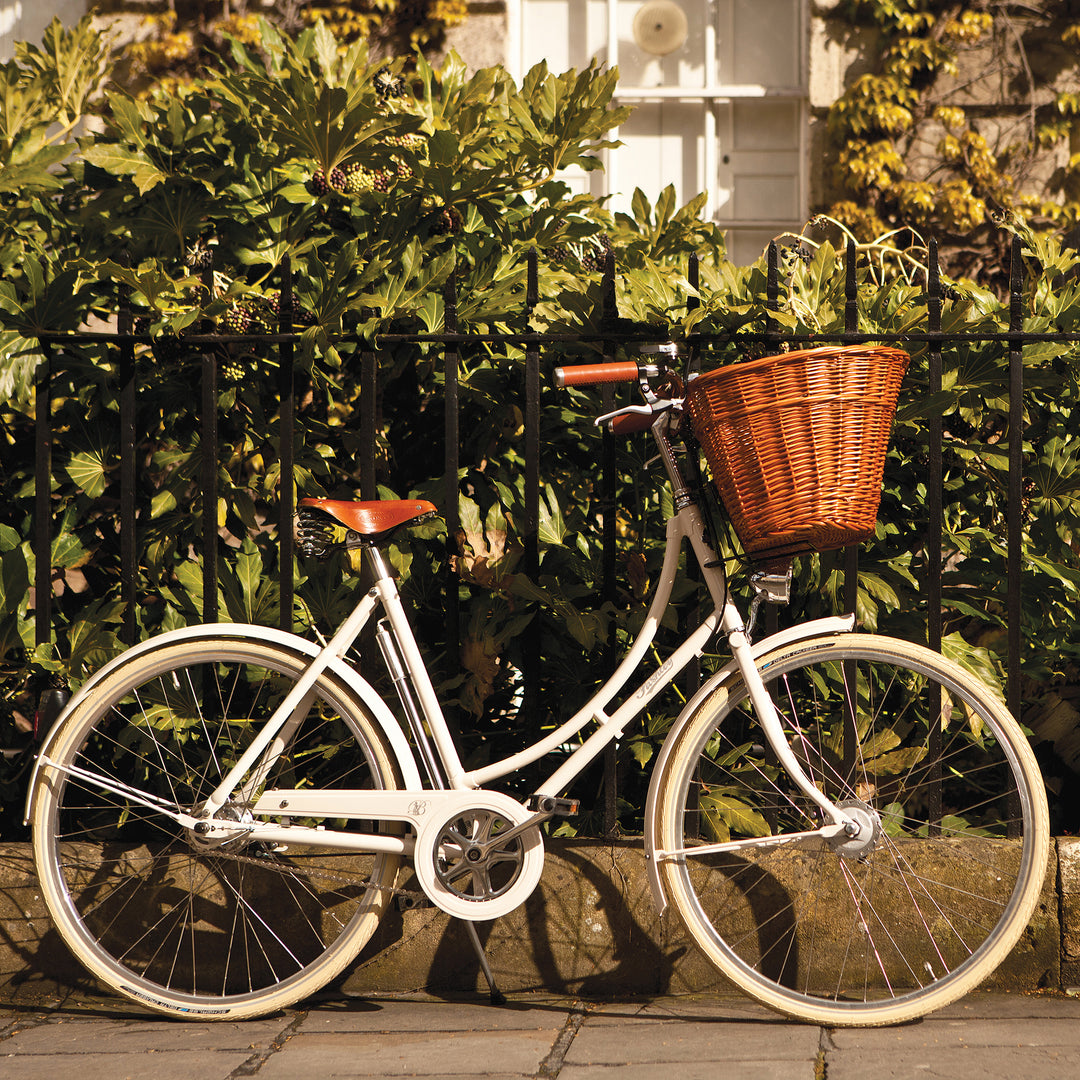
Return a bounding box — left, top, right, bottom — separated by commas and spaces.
364, 541, 396, 584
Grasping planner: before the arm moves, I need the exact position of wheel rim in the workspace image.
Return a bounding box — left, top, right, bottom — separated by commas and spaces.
662, 640, 1044, 1018
36, 642, 399, 1011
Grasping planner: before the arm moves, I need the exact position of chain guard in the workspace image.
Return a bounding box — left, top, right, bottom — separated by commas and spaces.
414, 793, 545, 920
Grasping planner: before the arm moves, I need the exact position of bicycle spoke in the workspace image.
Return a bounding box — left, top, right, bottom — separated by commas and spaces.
33, 640, 400, 1016
659, 635, 1047, 1023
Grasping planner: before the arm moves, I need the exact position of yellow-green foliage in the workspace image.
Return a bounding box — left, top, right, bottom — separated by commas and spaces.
827, 1, 1080, 253
118, 1, 469, 96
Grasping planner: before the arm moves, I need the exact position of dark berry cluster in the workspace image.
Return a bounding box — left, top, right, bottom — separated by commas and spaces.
544, 235, 615, 273
220, 295, 316, 337
783, 243, 814, 265
420, 195, 462, 235
308, 166, 348, 197
309, 159, 399, 199
540, 218, 617, 273
133, 316, 184, 365
220, 303, 251, 335
373, 70, 407, 100
265, 291, 316, 327
308, 131, 427, 203
430, 204, 463, 235
185, 238, 214, 271
579, 236, 615, 273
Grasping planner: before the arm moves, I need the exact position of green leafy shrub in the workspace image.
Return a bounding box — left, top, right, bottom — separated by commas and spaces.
0, 18, 1078, 839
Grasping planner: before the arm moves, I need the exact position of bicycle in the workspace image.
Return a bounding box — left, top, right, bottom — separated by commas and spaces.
25, 344, 1049, 1027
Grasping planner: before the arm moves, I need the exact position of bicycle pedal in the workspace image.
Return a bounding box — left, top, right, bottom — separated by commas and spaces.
529, 796, 580, 817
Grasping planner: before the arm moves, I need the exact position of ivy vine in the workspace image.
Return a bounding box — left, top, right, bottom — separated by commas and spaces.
823, 0, 1080, 278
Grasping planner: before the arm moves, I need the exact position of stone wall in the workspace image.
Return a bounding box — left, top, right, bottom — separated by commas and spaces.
808, 1, 1080, 215
0, 839, 1067, 1004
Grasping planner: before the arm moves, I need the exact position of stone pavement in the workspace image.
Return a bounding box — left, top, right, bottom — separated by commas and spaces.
2, 990, 1080, 1080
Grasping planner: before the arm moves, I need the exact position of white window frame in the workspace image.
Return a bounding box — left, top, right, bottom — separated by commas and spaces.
506, 0, 809, 241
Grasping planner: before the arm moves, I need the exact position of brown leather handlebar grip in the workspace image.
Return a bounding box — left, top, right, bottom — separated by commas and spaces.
608, 412, 655, 435
554, 362, 640, 388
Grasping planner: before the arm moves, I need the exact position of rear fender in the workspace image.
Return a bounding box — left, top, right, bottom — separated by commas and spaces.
25, 623, 423, 823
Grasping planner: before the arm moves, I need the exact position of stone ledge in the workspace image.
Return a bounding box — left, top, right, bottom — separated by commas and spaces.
0, 838, 1068, 1004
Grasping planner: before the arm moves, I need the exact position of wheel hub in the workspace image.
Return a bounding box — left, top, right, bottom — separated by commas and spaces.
187, 803, 255, 853
827, 799, 883, 859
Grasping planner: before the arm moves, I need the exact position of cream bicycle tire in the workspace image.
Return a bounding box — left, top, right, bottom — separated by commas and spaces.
655, 633, 1049, 1026
31, 638, 402, 1020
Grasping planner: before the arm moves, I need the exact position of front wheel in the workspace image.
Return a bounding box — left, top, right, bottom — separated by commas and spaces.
31, 637, 402, 1020
654, 634, 1049, 1026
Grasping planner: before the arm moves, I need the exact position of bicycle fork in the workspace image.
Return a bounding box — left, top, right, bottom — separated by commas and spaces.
654, 409, 858, 846
723, 614, 855, 836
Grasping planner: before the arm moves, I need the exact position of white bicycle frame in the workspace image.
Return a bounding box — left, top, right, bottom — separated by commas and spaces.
27, 411, 859, 893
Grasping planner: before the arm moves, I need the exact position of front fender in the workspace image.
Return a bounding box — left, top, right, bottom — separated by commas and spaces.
25, 623, 423, 823
642, 615, 855, 914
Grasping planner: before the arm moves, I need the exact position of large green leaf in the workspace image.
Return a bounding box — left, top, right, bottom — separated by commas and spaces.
81, 144, 168, 193
0, 528, 31, 624
699, 793, 771, 840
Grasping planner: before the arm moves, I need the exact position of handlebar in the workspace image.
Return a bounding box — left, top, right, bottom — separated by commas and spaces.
607, 411, 656, 435
554, 356, 687, 436
554, 351, 690, 494
553, 361, 663, 388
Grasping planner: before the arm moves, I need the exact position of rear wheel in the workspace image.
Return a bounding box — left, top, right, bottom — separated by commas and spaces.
31, 638, 402, 1019
655, 634, 1049, 1026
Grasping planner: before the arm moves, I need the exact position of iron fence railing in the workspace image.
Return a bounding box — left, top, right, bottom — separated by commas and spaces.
20, 233, 1064, 830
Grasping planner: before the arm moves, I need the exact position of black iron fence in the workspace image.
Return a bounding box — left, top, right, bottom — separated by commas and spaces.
19, 233, 1074, 829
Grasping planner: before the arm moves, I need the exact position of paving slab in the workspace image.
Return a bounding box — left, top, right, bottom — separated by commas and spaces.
0, 1001, 293, 1080
258, 1029, 558, 1079
559, 997, 822, 1080
2, 991, 1079, 1080
825, 992, 1080, 1080
2, 1013, 287, 1052
1, 1049, 262, 1080
316, 993, 577, 1033
257, 994, 574, 1080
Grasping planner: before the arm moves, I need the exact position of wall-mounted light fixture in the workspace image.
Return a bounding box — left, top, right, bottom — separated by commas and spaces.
632, 1, 689, 56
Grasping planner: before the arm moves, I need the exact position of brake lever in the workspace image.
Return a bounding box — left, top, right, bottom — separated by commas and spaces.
594, 404, 653, 426
594, 398, 679, 427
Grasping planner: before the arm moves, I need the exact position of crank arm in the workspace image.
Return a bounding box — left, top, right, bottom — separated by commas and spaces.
473, 809, 552, 856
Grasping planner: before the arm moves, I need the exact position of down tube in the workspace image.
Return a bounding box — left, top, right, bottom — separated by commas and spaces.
463, 514, 698, 789
534, 612, 720, 801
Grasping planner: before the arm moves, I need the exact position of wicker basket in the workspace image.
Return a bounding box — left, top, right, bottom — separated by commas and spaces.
684, 345, 910, 559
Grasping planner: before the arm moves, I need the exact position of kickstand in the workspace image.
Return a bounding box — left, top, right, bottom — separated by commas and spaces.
463, 920, 506, 1005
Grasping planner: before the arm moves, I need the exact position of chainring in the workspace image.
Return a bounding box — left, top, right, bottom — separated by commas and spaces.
414, 793, 545, 920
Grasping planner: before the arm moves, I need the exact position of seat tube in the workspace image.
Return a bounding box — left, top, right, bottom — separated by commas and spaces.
365, 544, 468, 787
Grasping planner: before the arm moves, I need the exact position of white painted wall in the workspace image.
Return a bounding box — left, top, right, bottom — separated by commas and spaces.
508, 0, 808, 263
0, 0, 87, 61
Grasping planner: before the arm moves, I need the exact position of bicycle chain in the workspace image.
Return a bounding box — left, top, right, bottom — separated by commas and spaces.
201, 801, 553, 909
205, 846, 431, 903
